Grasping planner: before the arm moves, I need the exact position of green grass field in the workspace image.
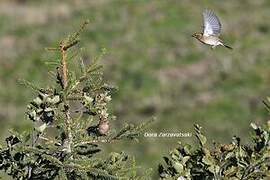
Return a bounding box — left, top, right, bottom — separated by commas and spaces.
0, 0, 269, 177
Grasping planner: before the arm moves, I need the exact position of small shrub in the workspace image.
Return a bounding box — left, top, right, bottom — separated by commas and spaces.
159, 123, 270, 179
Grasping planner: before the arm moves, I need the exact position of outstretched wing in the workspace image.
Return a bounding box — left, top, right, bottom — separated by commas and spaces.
202, 9, 221, 36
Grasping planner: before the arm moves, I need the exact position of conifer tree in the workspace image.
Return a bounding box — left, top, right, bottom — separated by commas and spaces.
0, 21, 151, 180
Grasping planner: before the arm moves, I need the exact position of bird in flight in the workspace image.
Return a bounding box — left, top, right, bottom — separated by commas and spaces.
192, 9, 233, 50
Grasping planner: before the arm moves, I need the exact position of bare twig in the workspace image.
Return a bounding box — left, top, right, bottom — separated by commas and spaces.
60, 45, 68, 89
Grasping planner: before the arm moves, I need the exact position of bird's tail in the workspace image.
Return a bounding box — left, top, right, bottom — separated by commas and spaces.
223, 44, 233, 50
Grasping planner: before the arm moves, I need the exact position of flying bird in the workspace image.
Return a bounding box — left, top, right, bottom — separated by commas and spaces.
192, 9, 233, 50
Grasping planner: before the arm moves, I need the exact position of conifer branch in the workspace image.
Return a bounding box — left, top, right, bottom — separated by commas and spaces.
59, 41, 78, 153
0, 20, 151, 179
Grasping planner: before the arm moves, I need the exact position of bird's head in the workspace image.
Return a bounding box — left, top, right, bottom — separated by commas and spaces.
192, 32, 203, 39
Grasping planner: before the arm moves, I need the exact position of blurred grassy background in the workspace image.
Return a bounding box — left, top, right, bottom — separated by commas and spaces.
0, 0, 269, 177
